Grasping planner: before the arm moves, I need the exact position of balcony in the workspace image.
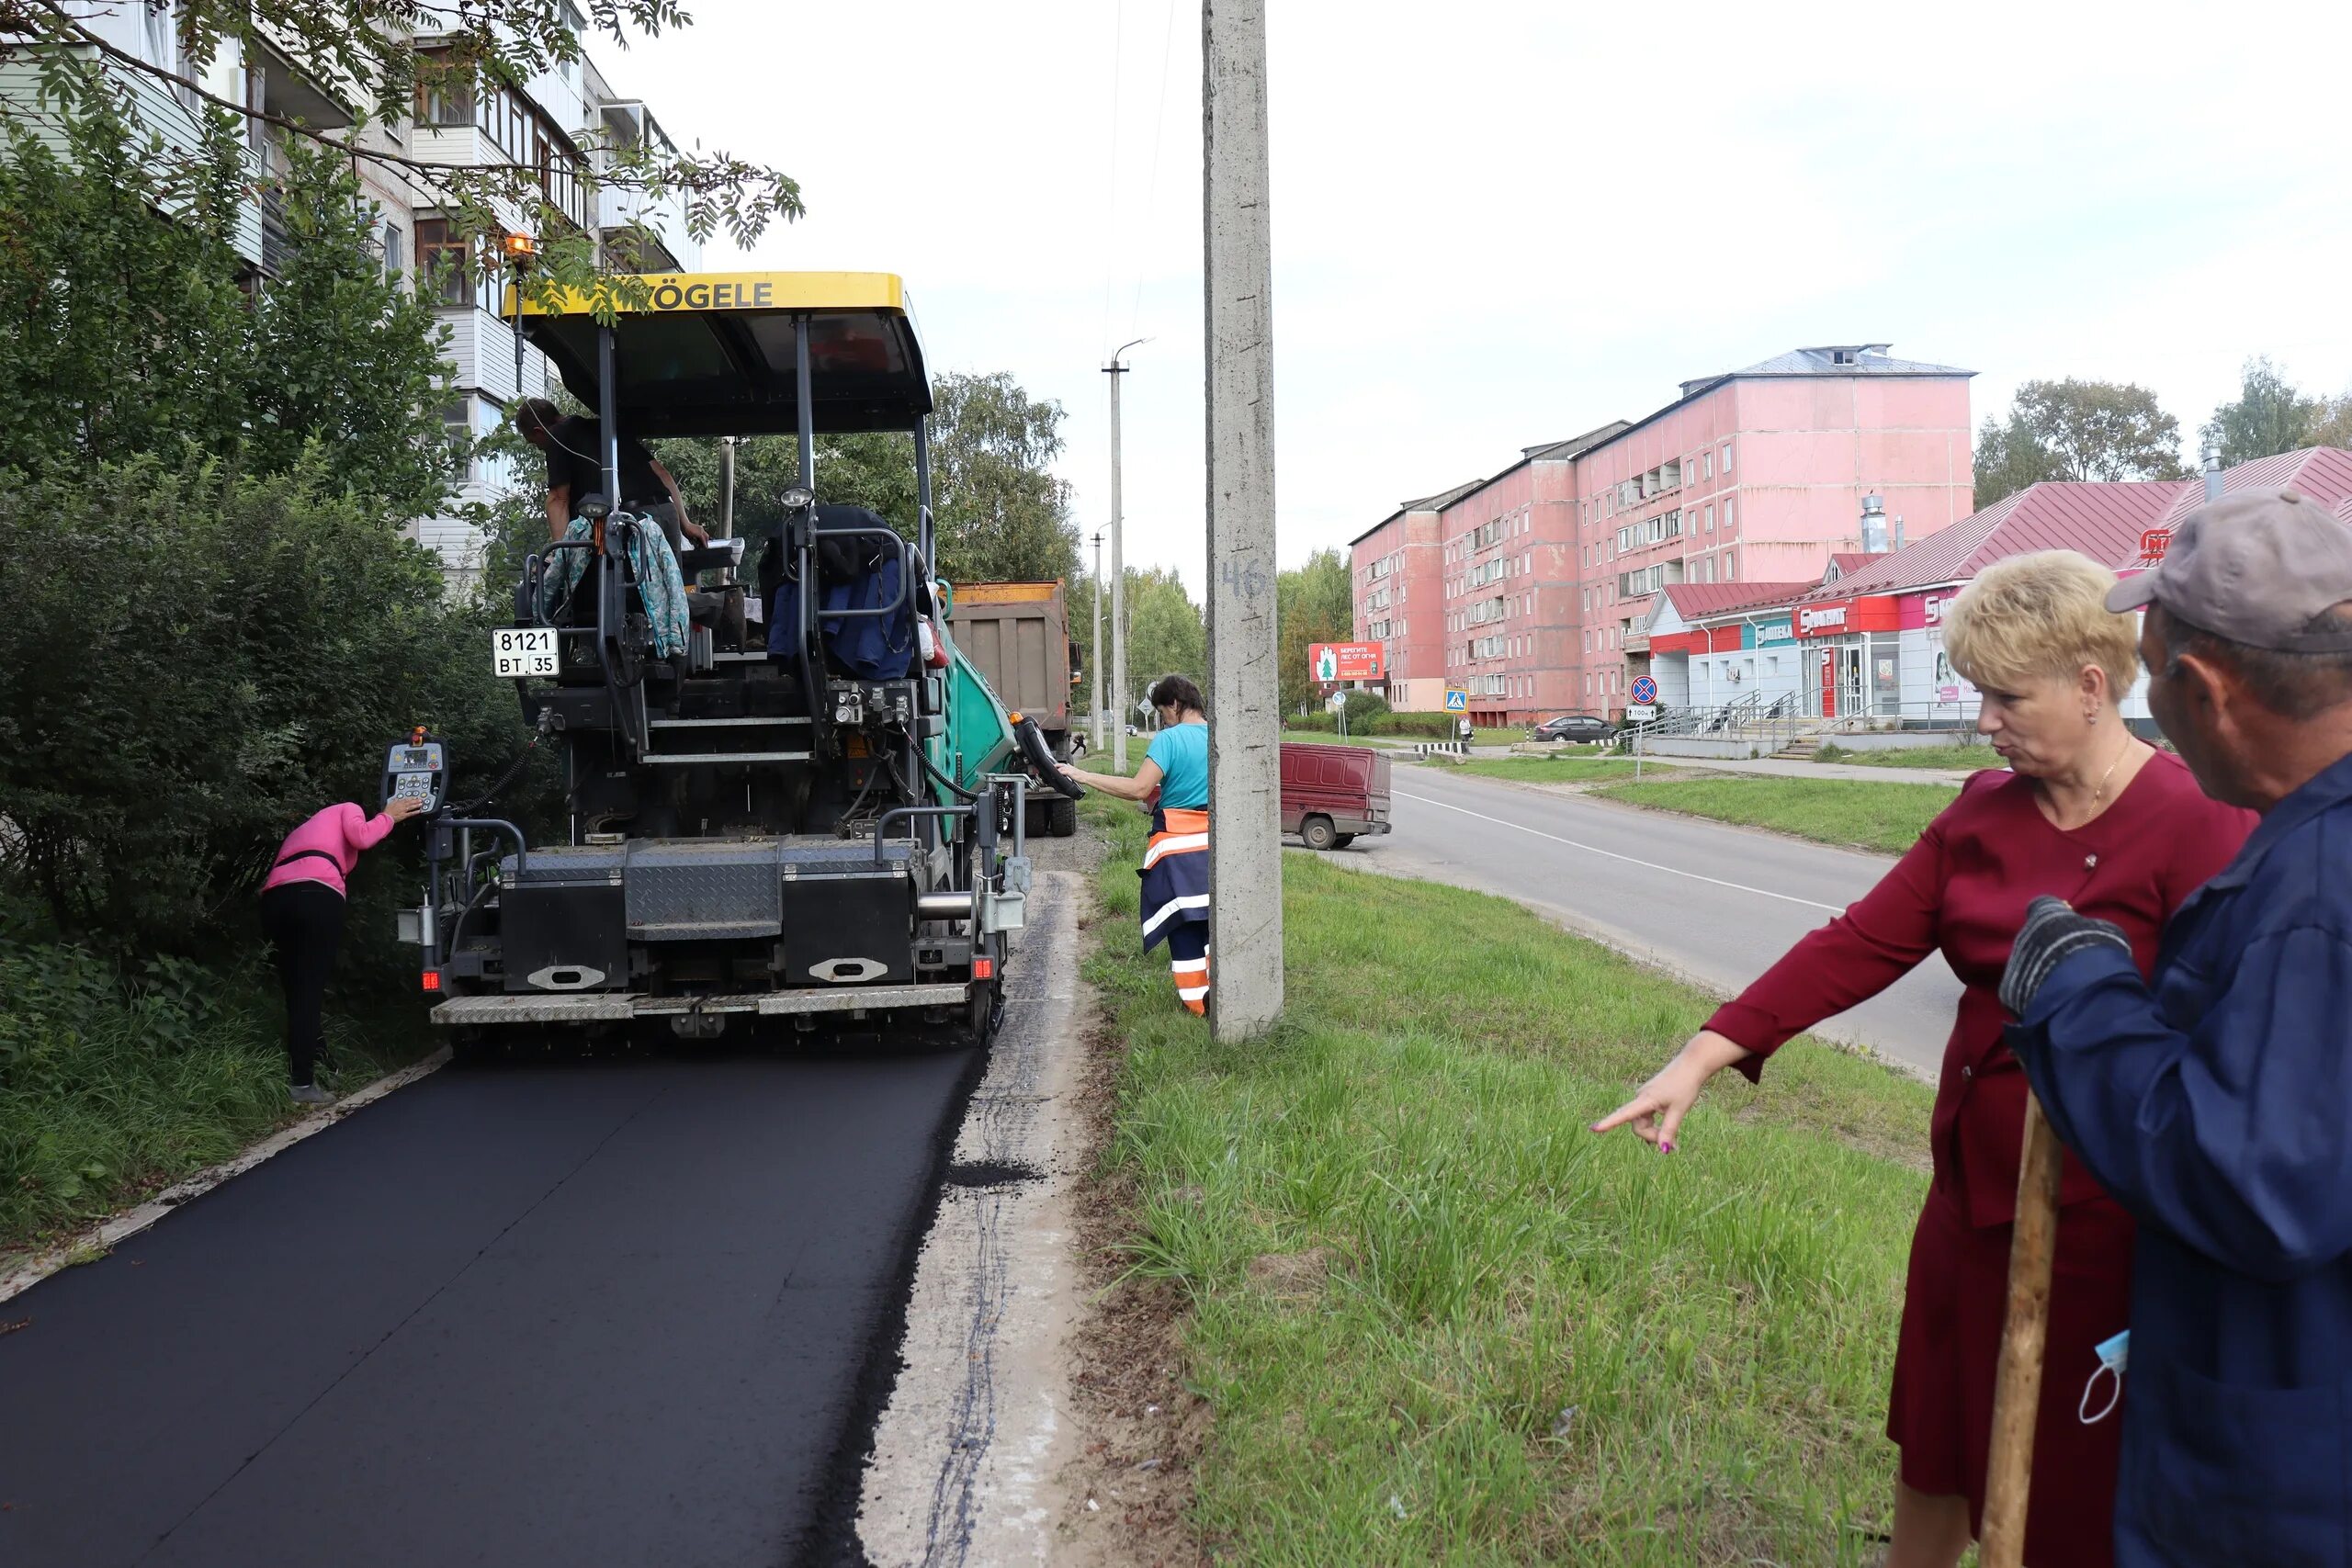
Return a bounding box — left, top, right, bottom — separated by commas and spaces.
596, 181, 695, 272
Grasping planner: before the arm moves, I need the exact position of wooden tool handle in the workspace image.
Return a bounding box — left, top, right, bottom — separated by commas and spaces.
1982, 1089, 2065, 1568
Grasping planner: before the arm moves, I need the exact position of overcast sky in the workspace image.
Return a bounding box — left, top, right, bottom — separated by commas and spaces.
605, 0, 2352, 592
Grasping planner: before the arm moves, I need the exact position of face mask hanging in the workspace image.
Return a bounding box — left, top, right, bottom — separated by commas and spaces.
2080, 1330, 2129, 1424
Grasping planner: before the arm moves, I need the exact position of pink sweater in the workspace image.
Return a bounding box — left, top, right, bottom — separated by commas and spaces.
262, 804, 395, 897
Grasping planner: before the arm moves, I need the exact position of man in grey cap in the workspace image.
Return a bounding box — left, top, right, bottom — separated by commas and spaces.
1996, 488, 2352, 1565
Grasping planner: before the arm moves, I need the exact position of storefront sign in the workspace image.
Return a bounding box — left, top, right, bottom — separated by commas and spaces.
1899, 590, 1961, 630
1794, 595, 1900, 638
1750, 617, 1793, 646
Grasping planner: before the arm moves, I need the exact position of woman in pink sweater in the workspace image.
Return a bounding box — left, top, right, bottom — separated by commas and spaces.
260, 797, 424, 1104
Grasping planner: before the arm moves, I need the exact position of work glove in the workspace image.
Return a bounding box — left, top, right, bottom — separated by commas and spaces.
2000, 896, 2131, 1018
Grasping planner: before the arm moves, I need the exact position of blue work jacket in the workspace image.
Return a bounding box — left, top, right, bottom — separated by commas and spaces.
2011, 750, 2352, 1567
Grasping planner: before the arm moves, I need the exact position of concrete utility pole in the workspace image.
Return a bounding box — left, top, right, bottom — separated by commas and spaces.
1091, 528, 1106, 753
1105, 337, 1148, 773
1202, 0, 1282, 1040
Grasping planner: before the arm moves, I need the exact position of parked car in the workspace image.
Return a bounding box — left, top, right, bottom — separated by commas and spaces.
1528, 713, 1617, 744
1280, 742, 1393, 851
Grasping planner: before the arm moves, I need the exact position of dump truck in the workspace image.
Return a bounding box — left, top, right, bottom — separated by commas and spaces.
945, 581, 1082, 839
399, 270, 1081, 1050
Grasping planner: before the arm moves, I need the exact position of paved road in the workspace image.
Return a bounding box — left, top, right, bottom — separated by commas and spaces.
1354, 766, 1962, 1075
0, 1050, 981, 1567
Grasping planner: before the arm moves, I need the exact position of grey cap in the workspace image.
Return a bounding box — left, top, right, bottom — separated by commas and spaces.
2108, 488, 2352, 653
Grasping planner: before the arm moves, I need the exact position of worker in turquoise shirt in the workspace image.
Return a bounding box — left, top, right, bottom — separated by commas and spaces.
1061, 674, 1212, 1014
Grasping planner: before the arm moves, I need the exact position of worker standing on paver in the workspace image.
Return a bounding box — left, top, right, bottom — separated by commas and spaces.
2000, 492, 2352, 1566
1593, 552, 2252, 1567
260, 795, 426, 1104
1062, 674, 1212, 1014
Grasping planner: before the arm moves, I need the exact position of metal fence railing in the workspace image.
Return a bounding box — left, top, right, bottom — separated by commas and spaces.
1621, 696, 1994, 755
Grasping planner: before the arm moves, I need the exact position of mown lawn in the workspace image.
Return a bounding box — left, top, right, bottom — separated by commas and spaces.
1453, 756, 1668, 785
1813, 742, 1999, 772
1085, 800, 1934, 1564
1593, 776, 1958, 855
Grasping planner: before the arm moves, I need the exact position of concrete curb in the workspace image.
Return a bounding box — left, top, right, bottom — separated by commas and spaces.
0, 1046, 451, 1305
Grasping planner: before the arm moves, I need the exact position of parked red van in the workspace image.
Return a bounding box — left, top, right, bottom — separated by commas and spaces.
1280, 742, 1393, 851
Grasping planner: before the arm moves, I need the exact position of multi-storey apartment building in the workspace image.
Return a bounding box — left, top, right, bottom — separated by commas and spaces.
1349, 479, 1479, 713
1351, 345, 1975, 724
1, 2, 699, 594
408, 38, 700, 591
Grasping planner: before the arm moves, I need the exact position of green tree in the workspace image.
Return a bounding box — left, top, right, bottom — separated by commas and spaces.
1972, 378, 2187, 507
1274, 548, 1355, 715
0, 92, 528, 956
243, 137, 460, 511
0, 101, 456, 511
3, 0, 801, 310
645, 370, 1081, 589
0, 107, 251, 477
1121, 567, 1206, 721
2312, 393, 2352, 452
2201, 356, 2322, 466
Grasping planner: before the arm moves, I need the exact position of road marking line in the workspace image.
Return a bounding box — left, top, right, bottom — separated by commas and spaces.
1394, 789, 1847, 914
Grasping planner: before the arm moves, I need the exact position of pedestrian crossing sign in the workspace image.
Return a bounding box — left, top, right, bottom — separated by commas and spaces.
1443, 689, 1467, 712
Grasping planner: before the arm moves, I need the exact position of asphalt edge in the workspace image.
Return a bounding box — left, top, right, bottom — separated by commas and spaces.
797, 1014, 1000, 1567
0, 1046, 453, 1305
851, 864, 1098, 1567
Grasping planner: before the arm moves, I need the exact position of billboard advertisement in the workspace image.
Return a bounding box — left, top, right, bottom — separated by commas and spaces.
1308, 642, 1385, 682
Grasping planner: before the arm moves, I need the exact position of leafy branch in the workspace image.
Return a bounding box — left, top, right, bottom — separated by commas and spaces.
2, 0, 802, 314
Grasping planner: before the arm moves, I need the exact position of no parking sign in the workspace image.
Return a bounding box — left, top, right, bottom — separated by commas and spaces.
1630, 676, 1658, 706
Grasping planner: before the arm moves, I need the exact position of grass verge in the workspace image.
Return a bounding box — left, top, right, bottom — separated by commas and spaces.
1592, 776, 1957, 855
1282, 727, 1525, 748
0, 939, 425, 1253
1812, 742, 1997, 772
1084, 798, 1935, 1563
1453, 757, 1668, 785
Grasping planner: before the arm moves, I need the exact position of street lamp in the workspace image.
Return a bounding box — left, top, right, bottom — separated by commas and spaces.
503, 231, 537, 396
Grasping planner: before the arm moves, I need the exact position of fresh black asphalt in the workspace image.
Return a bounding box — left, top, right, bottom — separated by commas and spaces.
0, 1052, 978, 1568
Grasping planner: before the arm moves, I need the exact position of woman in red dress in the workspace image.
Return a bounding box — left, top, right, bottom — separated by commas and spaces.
1594, 552, 2254, 1567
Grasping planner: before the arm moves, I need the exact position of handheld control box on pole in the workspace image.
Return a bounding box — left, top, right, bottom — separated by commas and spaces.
382, 728, 447, 816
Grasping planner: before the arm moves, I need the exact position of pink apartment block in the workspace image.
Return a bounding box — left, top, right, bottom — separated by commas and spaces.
1351, 344, 1975, 725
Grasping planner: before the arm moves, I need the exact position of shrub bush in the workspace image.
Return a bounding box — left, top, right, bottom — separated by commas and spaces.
0, 456, 534, 961
1371, 711, 1461, 738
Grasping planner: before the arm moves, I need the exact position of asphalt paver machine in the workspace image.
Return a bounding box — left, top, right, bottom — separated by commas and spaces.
412, 271, 1078, 1047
